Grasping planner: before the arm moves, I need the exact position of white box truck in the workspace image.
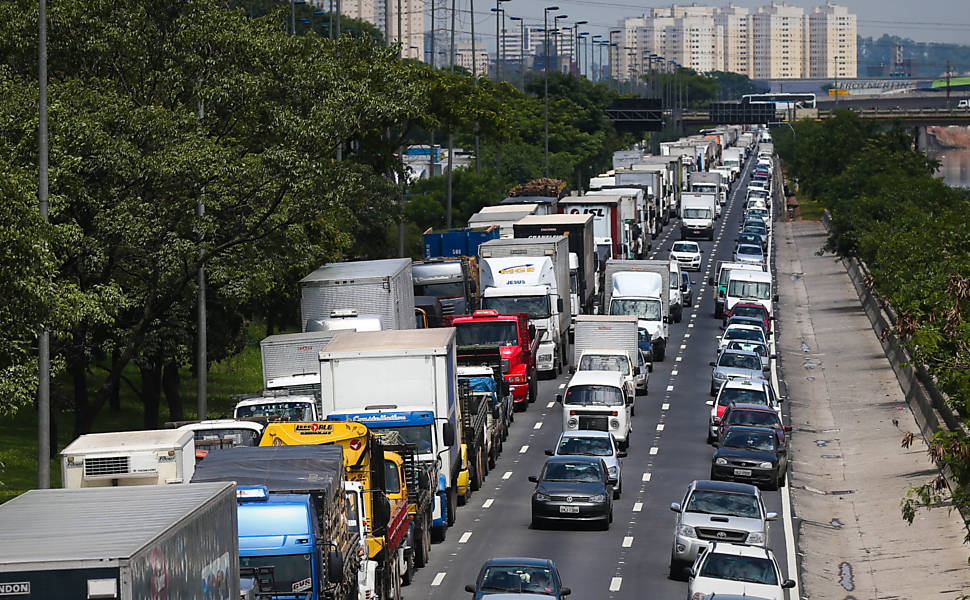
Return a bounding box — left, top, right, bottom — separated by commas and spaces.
299, 258, 415, 332
478, 237, 570, 376
680, 192, 718, 241
603, 260, 669, 361
61, 429, 195, 487
318, 328, 461, 540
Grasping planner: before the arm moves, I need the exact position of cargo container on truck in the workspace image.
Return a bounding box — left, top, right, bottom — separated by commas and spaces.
680, 192, 718, 241
0, 483, 238, 600
613, 170, 664, 238
259, 421, 420, 597
513, 214, 596, 315
559, 194, 648, 264
300, 258, 415, 332
422, 227, 500, 260
61, 429, 195, 488
571, 314, 644, 398
722, 147, 743, 176
318, 329, 461, 543
603, 260, 669, 361
451, 309, 538, 410
478, 237, 570, 376
633, 156, 684, 218
688, 172, 724, 207
192, 445, 358, 600
612, 149, 642, 170
467, 208, 533, 238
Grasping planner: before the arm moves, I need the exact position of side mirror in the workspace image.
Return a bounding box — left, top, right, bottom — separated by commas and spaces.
374, 494, 392, 531
442, 421, 456, 447
555, 394, 563, 404
705, 400, 714, 407
560, 587, 572, 597
617, 451, 628, 458
464, 584, 477, 593
626, 396, 634, 405
663, 315, 669, 323
544, 449, 554, 456
782, 579, 796, 589
683, 567, 695, 578
669, 502, 682, 513
528, 475, 538, 483
569, 366, 576, 375
326, 549, 345, 584
634, 366, 642, 376
766, 511, 778, 521
709, 361, 716, 367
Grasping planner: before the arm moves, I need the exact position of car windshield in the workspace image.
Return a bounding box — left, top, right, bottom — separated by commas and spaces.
236, 402, 314, 421
737, 246, 763, 257
727, 341, 767, 357
240, 554, 313, 594
700, 554, 778, 585
686, 490, 761, 518
480, 566, 556, 595
718, 353, 762, 371
368, 424, 434, 453
748, 209, 768, 217
610, 299, 663, 321
673, 242, 699, 253
564, 384, 624, 406
415, 281, 465, 298
542, 461, 603, 482
483, 295, 551, 320
726, 410, 781, 429
725, 327, 766, 344
192, 428, 262, 450
455, 321, 519, 347
743, 221, 766, 232
728, 280, 771, 300
719, 387, 769, 407
557, 436, 613, 457
684, 208, 712, 219
579, 354, 630, 375
722, 429, 777, 452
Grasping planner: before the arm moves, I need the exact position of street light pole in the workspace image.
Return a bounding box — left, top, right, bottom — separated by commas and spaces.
572, 20, 586, 75
510, 15, 524, 90
37, 0, 51, 488
543, 5, 559, 177
553, 14, 567, 74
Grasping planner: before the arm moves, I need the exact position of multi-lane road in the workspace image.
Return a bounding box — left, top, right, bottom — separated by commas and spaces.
409, 149, 796, 599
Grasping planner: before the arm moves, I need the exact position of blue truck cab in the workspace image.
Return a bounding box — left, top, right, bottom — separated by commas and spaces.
238, 489, 319, 598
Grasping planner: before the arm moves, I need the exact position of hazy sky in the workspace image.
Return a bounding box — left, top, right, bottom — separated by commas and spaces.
460, 0, 970, 49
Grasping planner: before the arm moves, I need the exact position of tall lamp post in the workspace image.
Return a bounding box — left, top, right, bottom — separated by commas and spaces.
509, 15, 525, 90
553, 14, 567, 73
493, 0, 511, 80
608, 29, 620, 86
543, 5, 560, 177
578, 31, 589, 78
572, 20, 587, 74
591, 35, 602, 80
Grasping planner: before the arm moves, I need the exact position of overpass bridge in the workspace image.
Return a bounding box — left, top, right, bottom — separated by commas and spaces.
680, 106, 970, 127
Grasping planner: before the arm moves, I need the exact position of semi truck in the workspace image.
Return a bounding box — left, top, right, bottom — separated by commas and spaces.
192, 445, 358, 600
457, 363, 510, 471
559, 194, 648, 264
0, 482, 238, 600
632, 156, 684, 219
318, 328, 461, 544
478, 237, 570, 377
259, 421, 417, 599
680, 192, 718, 241
299, 258, 415, 332
513, 214, 596, 316
412, 258, 477, 316
603, 259, 670, 361
451, 309, 538, 410
614, 169, 665, 237
60, 429, 195, 488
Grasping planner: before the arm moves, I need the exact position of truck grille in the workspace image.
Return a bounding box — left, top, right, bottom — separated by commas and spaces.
696, 527, 748, 543
84, 456, 129, 477
577, 416, 609, 431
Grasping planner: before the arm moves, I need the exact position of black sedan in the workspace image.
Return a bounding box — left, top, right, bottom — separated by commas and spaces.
465, 557, 571, 599
710, 426, 788, 490
530, 456, 614, 529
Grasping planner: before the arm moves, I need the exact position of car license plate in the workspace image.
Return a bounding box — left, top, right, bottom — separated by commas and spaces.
692, 230, 701, 234
733, 468, 752, 477
560, 505, 580, 514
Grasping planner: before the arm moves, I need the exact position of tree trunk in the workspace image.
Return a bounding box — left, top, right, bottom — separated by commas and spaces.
266, 309, 276, 337
109, 348, 122, 412
163, 362, 183, 422
141, 363, 162, 430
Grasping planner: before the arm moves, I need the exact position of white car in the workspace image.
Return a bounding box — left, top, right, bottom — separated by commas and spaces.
557, 370, 632, 449
687, 542, 795, 600
670, 241, 703, 272
706, 378, 780, 443
716, 324, 768, 355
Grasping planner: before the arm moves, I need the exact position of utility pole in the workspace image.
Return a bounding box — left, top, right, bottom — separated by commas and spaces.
428, 0, 435, 182
946, 60, 951, 110
471, 0, 480, 176
37, 0, 51, 489
543, 6, 560, 177
396, 0, 404, 257
197, 96, 207, 421
447, 0, 455, 228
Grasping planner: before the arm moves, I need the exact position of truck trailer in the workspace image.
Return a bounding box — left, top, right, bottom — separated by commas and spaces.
0, 482, 238, 599
513, 213, 596, 316
299, 258, 415, 332
61, 429, 195, 488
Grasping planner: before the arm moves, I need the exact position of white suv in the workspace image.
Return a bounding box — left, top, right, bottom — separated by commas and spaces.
687, 542, 795, 600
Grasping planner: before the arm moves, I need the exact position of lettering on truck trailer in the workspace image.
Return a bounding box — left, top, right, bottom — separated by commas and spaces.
498, 264, 536, 275
568, 207, 604, 218
0, 583, 30, 595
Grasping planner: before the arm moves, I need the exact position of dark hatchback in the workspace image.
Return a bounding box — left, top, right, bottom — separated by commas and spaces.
711, 426, 788, 490
717, 403, 791, 447
530, 456, 613, 529
465, 557, 571, 599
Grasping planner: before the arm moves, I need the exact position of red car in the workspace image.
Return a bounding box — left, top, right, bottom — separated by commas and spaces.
717, 403, 792, 447
723, 302, 771, 334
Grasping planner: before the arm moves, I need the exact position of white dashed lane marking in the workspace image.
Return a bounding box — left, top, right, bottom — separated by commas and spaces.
666, 385, 674, 392
546, 401, 555, 408
482, 498, 494, 509
609, 577, 623, 592
662, 403, 670, 410
459, 531, 473, 544
502, 471, 513, 480
657, 424, 665, 431
622, 536, 634, 548
533, 422, 543, 430
519, 445, 529, 454
633, 502, 643, 512
650, 447, 659, 455
431, 573, 447, 586
642, 472, 652, 482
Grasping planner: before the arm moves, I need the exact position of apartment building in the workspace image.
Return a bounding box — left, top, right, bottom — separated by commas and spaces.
455, 42, 489, 76
715, 4, 751, 75
374, 0, 425, 60
808, 3, 857, 78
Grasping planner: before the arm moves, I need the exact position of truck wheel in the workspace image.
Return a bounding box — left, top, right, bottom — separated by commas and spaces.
528, 379, 537, 404
401, 547, 414, 587
472, 449, 484, 491
392, 557, 403, 600
415, 522, 430, 567
431, 523, 447, 543
446, 487, 457, 527
489, 445, 497, 469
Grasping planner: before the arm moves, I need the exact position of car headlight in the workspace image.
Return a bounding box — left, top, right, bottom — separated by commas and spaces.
567, 417, 578, 427
588, 494, 607, 503
539, 353, 552, 363
677, 524, 697, 538
608, 466, 618, 476
610, 419, 620, 429
715, 457, 728, 465
713, 372, 726, 380
534, 492, 550, 502
759, 461, 774, 469
746, 531, 766, 545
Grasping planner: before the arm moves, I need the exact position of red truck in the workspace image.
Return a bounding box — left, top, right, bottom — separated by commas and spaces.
452, 310, 539, 411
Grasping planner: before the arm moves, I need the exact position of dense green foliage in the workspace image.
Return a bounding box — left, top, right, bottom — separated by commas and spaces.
774, 113, 970, 531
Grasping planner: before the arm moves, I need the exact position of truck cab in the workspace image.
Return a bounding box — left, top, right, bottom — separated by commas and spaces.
233, 393, 320, 422
710, 262, 763, 318
412, 258, 476, 316
452, 309, 538, 409
725, 269, 777, 317
557, 371, 633, 450
608, 271, 668, 362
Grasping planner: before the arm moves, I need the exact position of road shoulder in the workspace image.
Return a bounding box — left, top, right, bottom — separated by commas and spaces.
776, 219, 969, 598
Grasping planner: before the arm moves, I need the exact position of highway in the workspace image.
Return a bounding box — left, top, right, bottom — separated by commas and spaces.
408, 149, 796, 599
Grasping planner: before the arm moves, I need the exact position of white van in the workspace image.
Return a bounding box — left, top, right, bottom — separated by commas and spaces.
725, 269, 776, 317
557, 370, 632, 449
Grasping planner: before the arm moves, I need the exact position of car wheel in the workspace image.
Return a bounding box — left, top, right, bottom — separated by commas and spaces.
613, 486, 621, 500
668, 555, 683, 580
530, 514, 542, 530
710, 384, 718, 396
647, 363, 653, 373
706, 430, 715, 444
709, 469, 719, 481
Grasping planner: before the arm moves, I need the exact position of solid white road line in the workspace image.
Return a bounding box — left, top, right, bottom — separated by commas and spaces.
502, 471, 513, 480
609, 577, 623, 592
459, 531, 473, 544
431, 573, 447, 586
482, 498, 494, 509
622, 536, 634, 548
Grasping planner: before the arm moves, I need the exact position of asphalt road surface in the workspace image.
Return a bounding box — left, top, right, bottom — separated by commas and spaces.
408, 149, 794, 600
